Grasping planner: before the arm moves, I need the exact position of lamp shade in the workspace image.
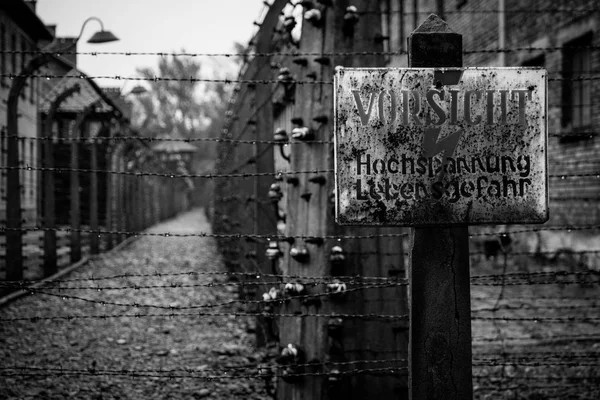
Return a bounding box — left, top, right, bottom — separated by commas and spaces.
87, 30, 119, 44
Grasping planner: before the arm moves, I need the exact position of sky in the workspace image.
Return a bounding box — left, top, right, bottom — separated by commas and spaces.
36, 0, 268, 91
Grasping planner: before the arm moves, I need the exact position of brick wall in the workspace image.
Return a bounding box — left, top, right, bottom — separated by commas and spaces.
396, 0, 599, 226
0, 9, 42, 227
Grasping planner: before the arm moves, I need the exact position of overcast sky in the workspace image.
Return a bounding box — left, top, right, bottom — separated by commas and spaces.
37, 0, 267, 90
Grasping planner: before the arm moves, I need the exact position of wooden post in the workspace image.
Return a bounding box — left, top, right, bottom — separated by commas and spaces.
277, 2, 409, 399
408, 15, 473, 400
42, 85, 80, 276
151, 184, 158, 225
89, 136, 99, 254
138, 178, 146, 229
125, 173, 133, 233
131, 175, 138, 231
115, 156, 125, 243
140, 179, 146, 230
121, 167, 128, 239
69, 103, 98, 261
168, 180, 174, 219
250, 0, 284, 347
136, 176, 143, 230
132, 174, 139, 230
42, 112, 57, 275
105, 151, 114, 250
157, 181, 163, 222
70, 121, 83, 263
277, 5, 329, 397
5, 54, 53, 281
155, 181, 161, 224
149, 181, 155, 226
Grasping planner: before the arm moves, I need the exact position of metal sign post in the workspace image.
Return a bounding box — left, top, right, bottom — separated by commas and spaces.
333, 14, 547, 400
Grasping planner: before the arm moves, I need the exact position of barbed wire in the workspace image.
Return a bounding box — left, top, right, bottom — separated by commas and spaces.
2, 135, 330, 145
4, 268, 597, 286
4, 355, 596, 382
25, 276, 597, 292
473, 303, 600, 312
472, 360, 600, 367
475, 352, 600, 360
472, 295, 600, 302
2, 165, 599, 179
0, 357, 408, 375
474, 384, 600, 392
472, 270, 600, 281
0, 165, 333, 179
1, 309, 598, 323
0, 311, 408, 323
471, 279, 600, 286
0, 366, 408, 380
473, 375, 600, 382
1, 73, 333, 85
2, 44, 600, 58
27, 282, 403, 310
367, 8, 600, 15
0, 278, 406, 291
1, 225, 600, 241
472, 333, 600, 342
2, 73, 599, 84
344, 248, 600, 257
471, 316, 600, 322
3, 133, 600, 143
3, 265, 400, 283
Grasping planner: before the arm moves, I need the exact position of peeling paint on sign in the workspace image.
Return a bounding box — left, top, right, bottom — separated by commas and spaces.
334, 67, 548, 226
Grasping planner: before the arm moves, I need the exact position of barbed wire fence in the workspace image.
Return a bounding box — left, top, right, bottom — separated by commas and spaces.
1, 1, 600, 399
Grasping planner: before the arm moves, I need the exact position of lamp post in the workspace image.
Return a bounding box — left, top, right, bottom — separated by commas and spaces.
5, 17, 118, 280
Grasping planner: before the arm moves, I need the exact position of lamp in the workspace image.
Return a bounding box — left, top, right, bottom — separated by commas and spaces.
87, 30, 119, 44
78, 17, 119, 45
128, 85, 148, 95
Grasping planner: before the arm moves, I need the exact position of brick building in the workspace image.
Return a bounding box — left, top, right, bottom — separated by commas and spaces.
0, 0, 54, 225
1, 0, 124, 227
381, 0, 599, 226
0, 0, 126, 278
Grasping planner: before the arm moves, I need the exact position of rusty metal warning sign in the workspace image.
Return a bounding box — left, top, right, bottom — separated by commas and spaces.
334, 67, 548, 226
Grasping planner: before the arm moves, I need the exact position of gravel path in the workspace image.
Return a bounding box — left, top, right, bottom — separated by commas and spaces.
0, 209, 272, 400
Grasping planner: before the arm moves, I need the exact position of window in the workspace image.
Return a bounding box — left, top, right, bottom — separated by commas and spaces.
562, 33, 592, 130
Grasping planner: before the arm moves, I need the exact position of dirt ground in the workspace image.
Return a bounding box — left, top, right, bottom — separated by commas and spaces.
0, 209, 274, 400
